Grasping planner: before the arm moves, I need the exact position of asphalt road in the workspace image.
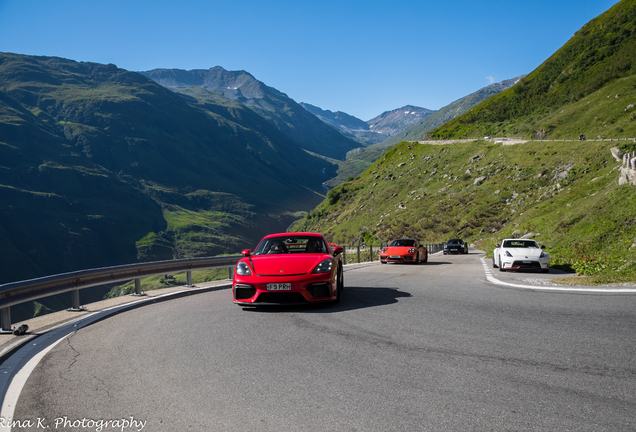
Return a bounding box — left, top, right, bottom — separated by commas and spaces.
11, 251, 636, 431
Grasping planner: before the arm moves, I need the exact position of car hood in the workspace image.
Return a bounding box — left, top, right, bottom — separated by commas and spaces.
249, 254, 331, 276
505, 248, 545, 258
386, 246, 415, 253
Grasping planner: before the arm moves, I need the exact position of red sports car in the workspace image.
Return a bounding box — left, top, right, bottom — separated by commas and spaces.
379, 238, 428, 264
233, 232, 344, 305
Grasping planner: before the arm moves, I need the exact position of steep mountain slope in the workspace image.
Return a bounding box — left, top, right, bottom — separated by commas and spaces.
0, 53, 335, 288
322, 77, 526, 187
300, 103, 434, 146
140, 67, 360, 159
429, 0, 636, 139
381, 76, 526, 146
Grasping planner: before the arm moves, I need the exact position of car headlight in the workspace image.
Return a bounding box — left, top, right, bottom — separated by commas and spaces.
540, 251, 547, 258
381, 248, 386, 253
505, 251, 513, 257
236, 261, 252, 276
312, 259, 333, 274
408, 248, 416, 253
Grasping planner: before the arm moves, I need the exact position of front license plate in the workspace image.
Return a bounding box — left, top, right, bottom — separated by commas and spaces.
267, 283, 291, 291
390, 255, 401, 259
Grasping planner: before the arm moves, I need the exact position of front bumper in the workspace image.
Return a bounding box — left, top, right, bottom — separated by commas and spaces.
501, 259, 549, 271
379, 254, 415, 263
232, 274, 336, 305
444, 246, 465, 254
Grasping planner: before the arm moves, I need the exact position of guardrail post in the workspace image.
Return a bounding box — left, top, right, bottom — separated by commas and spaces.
357, 245, 361, 263
0, 307, 12, 333
370, 245, 374, 262
228, 266, 234, 280
186, 271, 193, 287
131, 278, 145, 296
343, 248, 347, 264
68, 289, 85, 311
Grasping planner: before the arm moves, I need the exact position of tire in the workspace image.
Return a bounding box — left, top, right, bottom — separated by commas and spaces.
541, 266, 550, 273
334, 265, 343, 303
413, 252, 419, 264
492, 256, 498, 268
498, 255, 506, 272
423, 252, 428, 263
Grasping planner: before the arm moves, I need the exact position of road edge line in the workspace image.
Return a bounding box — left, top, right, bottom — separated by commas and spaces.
480, 258, 636, 293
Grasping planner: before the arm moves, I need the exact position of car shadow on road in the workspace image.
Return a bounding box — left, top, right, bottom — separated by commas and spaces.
379, 261, 452, 266
241, 286, 412, 314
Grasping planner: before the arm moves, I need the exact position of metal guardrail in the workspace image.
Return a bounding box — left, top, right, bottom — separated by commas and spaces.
0, 242, 445, 332
0, 255, 242, 333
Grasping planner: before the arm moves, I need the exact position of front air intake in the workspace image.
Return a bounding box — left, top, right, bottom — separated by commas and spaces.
307, 282, 332, 298
234, 284, 256, 300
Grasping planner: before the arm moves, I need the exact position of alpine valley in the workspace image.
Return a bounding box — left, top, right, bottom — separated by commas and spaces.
0, 51, 470, 317
2, 0, 636, 319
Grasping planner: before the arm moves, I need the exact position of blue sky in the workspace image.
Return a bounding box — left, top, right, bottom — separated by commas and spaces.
0, 0, 620, 121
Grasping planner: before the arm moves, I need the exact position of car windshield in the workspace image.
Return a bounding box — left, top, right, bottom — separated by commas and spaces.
253, 236, 329, 255
390, 239, 415, 247
447, 239, 462, 244
502, 240, 540, 248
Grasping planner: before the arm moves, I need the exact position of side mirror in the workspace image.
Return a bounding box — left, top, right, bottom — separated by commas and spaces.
241, 249, 251, 257
333, 246, 344, 255
541, 245, 546, 250
495, 244, 500, 248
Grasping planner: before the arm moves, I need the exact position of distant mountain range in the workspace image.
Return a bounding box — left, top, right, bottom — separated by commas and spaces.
300, 103, 434, 146
140, 67, 360, 160
317, 76, 526, 187
379, 76, 526, 147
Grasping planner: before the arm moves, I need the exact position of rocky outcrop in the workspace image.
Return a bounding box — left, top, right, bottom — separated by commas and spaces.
611, 147, 624, 162
619, 151, 636, 186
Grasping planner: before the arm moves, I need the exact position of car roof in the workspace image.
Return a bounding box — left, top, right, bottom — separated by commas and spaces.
262, 232, 324, 239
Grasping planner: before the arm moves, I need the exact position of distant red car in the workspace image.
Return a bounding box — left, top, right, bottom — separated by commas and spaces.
379, 238, 428, 264
233, 232, 344, 305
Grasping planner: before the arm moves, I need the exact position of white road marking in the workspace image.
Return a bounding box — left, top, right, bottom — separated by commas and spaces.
480, 258, 636, 293
1, 334, 69, 431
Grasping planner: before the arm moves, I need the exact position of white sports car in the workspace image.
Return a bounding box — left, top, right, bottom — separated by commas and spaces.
493, 239, 549, 273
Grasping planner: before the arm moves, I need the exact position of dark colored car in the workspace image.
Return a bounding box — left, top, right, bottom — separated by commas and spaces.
443, 238, 468, 254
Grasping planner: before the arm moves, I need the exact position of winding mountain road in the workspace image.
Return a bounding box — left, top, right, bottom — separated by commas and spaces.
8, 251, 636, 431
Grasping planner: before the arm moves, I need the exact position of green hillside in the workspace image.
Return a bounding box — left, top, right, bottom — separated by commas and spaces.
0, 53, 335, 290
293, 139, 636, 284
429, 0, 636, 139
292, 0, 636, 285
